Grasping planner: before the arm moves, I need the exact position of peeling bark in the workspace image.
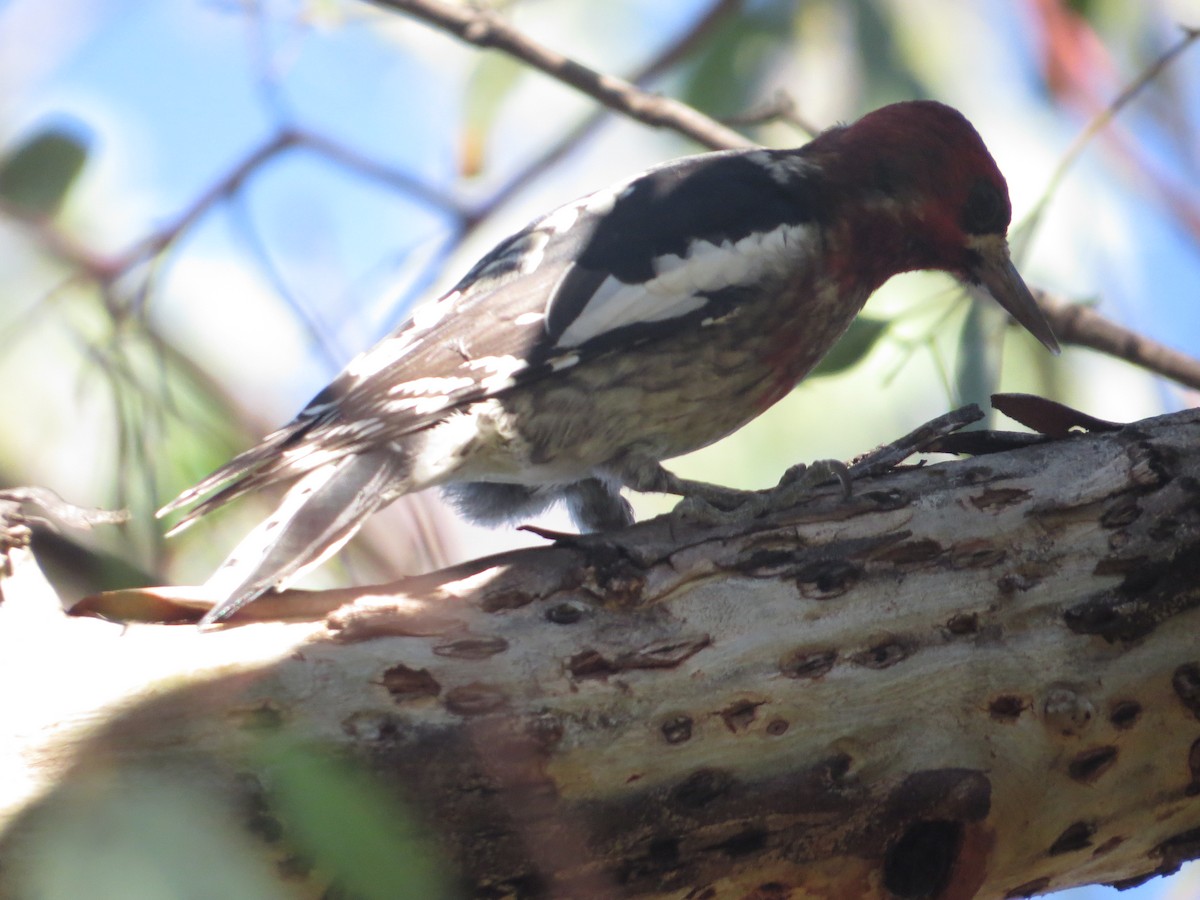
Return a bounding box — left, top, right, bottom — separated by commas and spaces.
2, 409, 1200, 898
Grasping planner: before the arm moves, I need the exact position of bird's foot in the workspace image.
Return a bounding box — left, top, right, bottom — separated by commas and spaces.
670, 459, 852, 526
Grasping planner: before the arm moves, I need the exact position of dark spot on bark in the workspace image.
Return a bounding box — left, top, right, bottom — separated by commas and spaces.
1048, 820, 1095, 855
234, 773, 283, 844
1091, 835, 1125, 857
443, 683, 508, 716
480, 589, 534, 612
998, 571, 1041, 594
796, 559, 861, 598
719, 699, 763, 733
432, 636, 508, 659
545, 602, 583, 624
1092, 555, 1152, 577
1068, 746, 1118, 783
970, 487, 1029, 511
950, 541, 1006, 569
380, 664, 440, 700
887, 769, 991, 822
623, 636, 711, 669
946, 613, 979, 635
1100, 497, 1141, 529
248, 811, 284, 843
1109, 700, 1142, 730
1149, 516, 1180, 541
780, 647, 837, 679
744, 882, 791, 900
736, 547, 803, 576
883, 820, 962, 899
616, 834, 683, 884
706, 827, 768, 857
989, 695, 1027, 721
647, 836, 679, 864
670, 768, 735, 810
825, 758, 854, 787
876, 538, 943, 567
861, 487, 912, 509
767, 718, 789, 736
568, 649, 618, 680
1004, 877, 1050, 898
851, 639, 912, 669
661, 715, 693, 745
1187, 737, 1200, 796
1173, 663, 1200, 719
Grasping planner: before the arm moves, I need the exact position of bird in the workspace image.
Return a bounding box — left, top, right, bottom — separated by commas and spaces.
159, 100, 1060, 626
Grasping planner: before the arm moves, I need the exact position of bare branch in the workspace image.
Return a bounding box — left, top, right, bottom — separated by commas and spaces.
1037, 289, 1200, 391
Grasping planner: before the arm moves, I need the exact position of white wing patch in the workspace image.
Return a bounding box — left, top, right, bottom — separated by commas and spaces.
468, 354, 527, 393
387, 376, 475, 396
554, 222, 813, 349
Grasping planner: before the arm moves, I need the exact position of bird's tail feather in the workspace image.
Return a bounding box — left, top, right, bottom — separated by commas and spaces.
156, 426, 301, 531
198, 450, 405, 625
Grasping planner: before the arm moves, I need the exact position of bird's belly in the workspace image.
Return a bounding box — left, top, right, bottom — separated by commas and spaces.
422, 280, 868, 489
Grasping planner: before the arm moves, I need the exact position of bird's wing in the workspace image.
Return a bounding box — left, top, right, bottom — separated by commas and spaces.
160, 148, 824, 528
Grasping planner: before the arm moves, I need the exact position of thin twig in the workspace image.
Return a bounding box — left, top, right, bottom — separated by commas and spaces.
1017, 25, 1200, 244
847, 405, 986, 479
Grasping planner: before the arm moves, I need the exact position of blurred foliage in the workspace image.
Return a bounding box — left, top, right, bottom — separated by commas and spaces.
262, 741, 453, 900
811, 315, 889, 377
0, 122, 89, 218
9, 770, 293, 900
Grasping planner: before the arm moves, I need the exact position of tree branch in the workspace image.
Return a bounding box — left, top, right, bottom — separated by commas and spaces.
1038, 289, 1200, 390
4, 407, 1200, 897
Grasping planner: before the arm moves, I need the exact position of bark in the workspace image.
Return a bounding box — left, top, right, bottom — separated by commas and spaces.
2, 408, 1200, 899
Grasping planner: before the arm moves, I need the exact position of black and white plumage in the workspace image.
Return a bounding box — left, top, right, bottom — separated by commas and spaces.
160, 101, 1059, 625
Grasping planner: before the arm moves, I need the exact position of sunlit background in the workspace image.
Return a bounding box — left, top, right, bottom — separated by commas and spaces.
1, 0, 1198, 896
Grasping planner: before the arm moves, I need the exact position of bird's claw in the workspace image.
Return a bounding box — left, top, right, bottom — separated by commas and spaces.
670, 458, 852, 527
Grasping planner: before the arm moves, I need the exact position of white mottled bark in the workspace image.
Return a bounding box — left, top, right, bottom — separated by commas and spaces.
2, 408, 1199, 899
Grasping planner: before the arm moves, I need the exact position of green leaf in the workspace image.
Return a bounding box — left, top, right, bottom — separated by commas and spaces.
264, 742, 452, 900
811, 316, 888, 377
0, 122, 90, 217
954, 301, 1003, 416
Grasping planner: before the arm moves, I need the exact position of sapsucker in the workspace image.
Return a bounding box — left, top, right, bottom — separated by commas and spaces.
160, 100, 1059, 625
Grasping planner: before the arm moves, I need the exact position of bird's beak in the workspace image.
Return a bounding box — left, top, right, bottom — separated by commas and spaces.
965, 237, 1060, 355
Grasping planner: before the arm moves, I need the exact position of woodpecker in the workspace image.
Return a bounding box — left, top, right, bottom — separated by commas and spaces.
160, 100, 1059, 625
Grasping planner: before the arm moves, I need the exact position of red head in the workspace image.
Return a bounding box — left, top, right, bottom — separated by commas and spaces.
810, 101, 1059, 353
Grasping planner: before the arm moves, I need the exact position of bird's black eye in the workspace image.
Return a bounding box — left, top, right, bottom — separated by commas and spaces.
961, 178, 1009, 235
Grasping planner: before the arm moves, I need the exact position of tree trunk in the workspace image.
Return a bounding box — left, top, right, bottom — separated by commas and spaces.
2, 408, 1199, 899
